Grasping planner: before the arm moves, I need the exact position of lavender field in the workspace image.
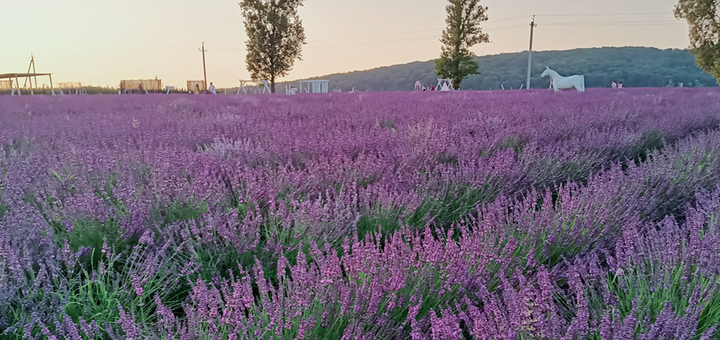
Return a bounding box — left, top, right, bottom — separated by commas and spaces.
1, 89, 720, 339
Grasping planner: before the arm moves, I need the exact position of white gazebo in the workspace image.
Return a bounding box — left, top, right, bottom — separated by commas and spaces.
298, 80, 329, 93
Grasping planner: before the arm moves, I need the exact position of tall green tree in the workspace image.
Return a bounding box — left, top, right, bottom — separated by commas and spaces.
435, 0, 490, 89
239, 0, 306, 93
675, 0, 720, 83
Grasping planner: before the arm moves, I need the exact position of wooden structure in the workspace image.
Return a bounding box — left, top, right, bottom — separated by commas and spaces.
120, 79, 162, 93
187, 80, 206, 94
0, 80, 12, 90
0, 73, 55, 95
58, 81, 82, 89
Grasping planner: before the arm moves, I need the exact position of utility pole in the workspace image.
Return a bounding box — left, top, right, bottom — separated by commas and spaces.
199, 42, 208, 91
526, 15, 536, 90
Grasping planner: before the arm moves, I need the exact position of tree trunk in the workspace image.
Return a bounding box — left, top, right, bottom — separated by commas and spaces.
453, 77, 461, 90
452, 56, 462, 90
271, 75, 276, 93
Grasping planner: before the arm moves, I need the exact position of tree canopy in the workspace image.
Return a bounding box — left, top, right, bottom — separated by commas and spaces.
435, 0, 490, 89
239, 0, 306, 93
675, 0, 720, 84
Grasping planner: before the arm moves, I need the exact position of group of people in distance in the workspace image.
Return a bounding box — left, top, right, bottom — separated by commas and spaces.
611, 80, 624, 89
414, 81, 438, 91
416, 83, 435, 91
189, 82, 217, 94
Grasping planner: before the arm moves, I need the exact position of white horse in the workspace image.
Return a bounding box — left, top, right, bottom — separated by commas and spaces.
540, 67, 585, 92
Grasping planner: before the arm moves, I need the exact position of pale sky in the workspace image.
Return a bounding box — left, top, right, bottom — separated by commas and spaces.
3, 0, 689, 88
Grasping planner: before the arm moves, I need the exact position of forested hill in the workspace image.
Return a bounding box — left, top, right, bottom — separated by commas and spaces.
288, 47, 717, 91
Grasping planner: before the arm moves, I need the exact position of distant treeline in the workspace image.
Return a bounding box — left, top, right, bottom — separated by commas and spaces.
285, 47, 719, 92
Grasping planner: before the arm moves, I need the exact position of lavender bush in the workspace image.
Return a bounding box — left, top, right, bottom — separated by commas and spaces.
1, 88, 719, 339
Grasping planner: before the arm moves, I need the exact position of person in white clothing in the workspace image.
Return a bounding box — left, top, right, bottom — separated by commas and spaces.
209, 82, 217, 94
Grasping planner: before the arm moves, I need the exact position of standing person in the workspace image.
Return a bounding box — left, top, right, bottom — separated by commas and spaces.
611, 80, 617, 89
195, 84, 201, 94
618, 82, 624, 89
209, 82, 217, 94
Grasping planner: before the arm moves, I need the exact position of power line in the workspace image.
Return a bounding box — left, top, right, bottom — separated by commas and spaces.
308, 15, 530, 43
487, 24, 528, 32
537, 12, 671, 17
310, 35, 441, 49
46, 48, 193, 61
486, 15, 534, 23
310, 28, 441, 42
308, 24, 528, 49
542, 21, 684, 27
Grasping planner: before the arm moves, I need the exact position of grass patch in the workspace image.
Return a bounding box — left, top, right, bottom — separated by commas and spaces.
498, 136, 528, 154
356, 178, 501, 242
632, 129, 666, 165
